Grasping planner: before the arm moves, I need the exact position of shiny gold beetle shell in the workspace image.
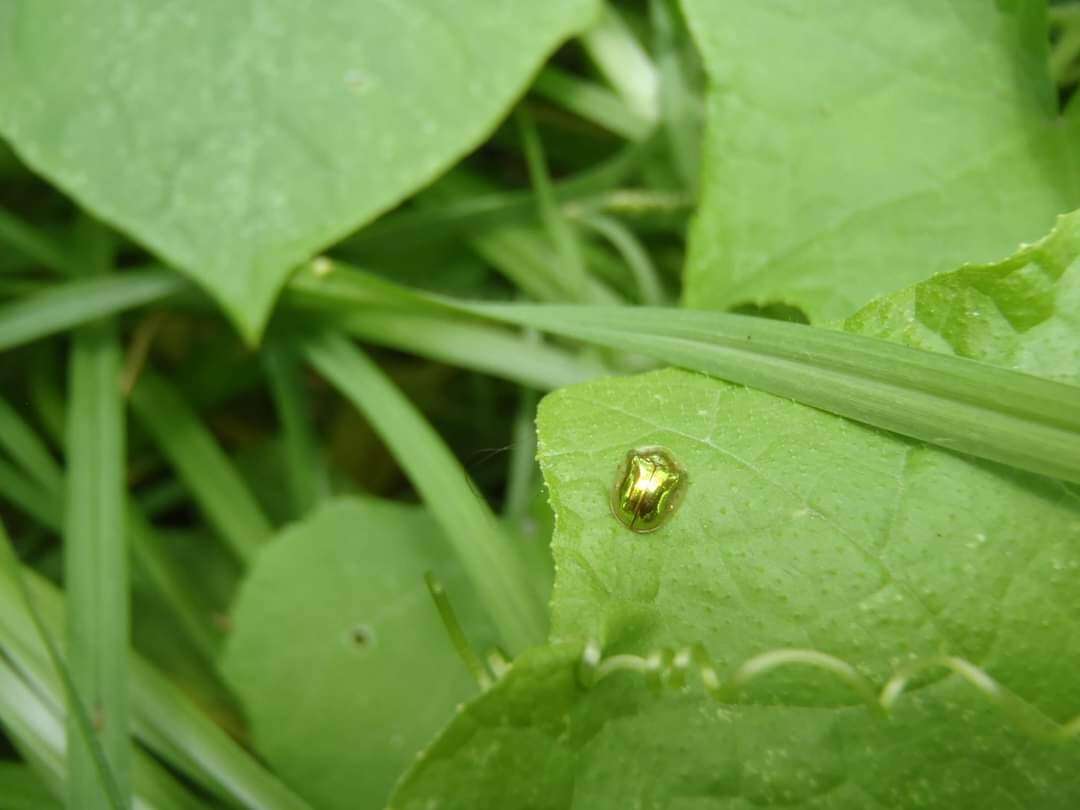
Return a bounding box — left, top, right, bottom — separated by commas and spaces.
610, 446, 686, 533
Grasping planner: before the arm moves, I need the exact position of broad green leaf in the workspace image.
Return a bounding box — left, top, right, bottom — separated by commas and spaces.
390, 646, 1080, 810
223, 497, 494, 810
682, 0, 1080, 322
537, 367, 1080, 712
0, 0, 599, 339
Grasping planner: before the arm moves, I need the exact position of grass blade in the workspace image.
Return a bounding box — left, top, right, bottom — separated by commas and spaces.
650, 0, 704, 192
126, 504, 225, 665
517, 109, 594, 304
581, 3, 660, 123
0, 271, 185, 353
0, 205, 79, 276
0, 540, 225, 810
0, 458, 60, 530
129, 370, 271, 565
0, 381, 225, 668
0, 522, 125, 810
288, 264, 1080, 484
335, 142, 646, 256
65, 319, 131, 810
0, 536, 313, 810
0, 656, 209, 810
503, 387, 539, 523
0, 658, 79, 801
302, 332, 546, 652
0, 396, 63, 492
261, 343, 327, 519
532, 66, 654, 141
474, 303, 1080, 483
419, 170, 623, 305
294, 305, 603, 390
570, 211, 665, 305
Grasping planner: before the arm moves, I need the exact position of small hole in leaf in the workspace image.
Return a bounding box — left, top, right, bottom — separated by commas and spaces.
730, 302, 810, 324
350, 624, 376, 648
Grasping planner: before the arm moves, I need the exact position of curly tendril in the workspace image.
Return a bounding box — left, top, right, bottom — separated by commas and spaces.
577, 641, 1080, 743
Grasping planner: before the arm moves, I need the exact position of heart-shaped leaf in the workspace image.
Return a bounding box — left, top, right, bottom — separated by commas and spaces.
0, 0, 598, 338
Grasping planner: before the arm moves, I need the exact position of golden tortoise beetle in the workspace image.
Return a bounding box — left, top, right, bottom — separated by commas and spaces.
610, 446, 686, 533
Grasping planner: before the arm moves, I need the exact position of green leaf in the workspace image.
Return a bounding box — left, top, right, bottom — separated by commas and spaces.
681, 0, 1080, 322
537, 365, 1080, 712
0, 0, 600, 339
391, 205, 1080, 808
223, 496, 493, 810
390, 646, 1080, 809
64, 319, 131, 810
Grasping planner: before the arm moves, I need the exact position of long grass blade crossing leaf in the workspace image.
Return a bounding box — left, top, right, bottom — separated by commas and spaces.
288, 263, 1080, 484
471, 303, 1080, 483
